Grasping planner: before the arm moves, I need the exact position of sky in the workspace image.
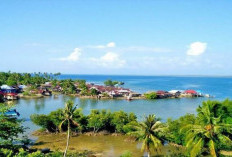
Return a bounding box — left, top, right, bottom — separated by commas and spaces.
0, 0, 232, 76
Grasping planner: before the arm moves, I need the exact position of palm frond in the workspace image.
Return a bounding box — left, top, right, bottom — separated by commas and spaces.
190, 138, 203, 157
59, 119, 66, 132
150, 134, 161, 147
70, 119, 79, 127
218, 134, 232, 146
209, 139, 217, 157
141, 137, 149, 152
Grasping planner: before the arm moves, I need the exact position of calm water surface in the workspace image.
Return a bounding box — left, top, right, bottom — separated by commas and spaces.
10, 75, 232, 156
13, 75, 232, 132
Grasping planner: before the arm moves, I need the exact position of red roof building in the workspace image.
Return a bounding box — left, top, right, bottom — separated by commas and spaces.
184, 90, 197, 94
156, 90, 167, 95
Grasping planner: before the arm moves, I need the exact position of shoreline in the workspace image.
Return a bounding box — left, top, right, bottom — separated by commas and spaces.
16, 92, 205, 101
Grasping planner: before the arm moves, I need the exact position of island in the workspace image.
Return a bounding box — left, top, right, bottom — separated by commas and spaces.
0, 72, 210, 102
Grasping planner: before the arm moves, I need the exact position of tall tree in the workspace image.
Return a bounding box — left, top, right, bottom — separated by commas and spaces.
128, 114, 165, 157
59, 101, 79, 157
0, 104, 25, 149
182, 100, 232, 157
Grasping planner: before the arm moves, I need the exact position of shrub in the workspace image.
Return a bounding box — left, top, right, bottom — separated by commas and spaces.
120, 151, 132, 157
144, 92, 157, 99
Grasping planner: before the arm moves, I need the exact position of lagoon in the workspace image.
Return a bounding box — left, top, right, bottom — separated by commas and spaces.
14, 75, 232, 133
9, 75, 232, 156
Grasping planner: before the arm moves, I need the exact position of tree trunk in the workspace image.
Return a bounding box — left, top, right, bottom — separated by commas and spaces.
64, 121, 70, 157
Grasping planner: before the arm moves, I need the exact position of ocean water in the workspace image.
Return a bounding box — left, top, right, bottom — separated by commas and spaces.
13, 75, 232, 133
59, 75, 232, 99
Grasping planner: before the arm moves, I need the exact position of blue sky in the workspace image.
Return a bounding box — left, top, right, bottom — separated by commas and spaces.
0, 0, 232, 75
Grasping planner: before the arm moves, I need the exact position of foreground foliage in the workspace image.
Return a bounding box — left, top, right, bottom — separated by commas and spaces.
31, 106, 137, 134
128, 115, 165, 157
0, 148, 91, 157
167, 99, 232, 157
0, 104, 25, 149
2, 98, 232, 157
59, 100, 79, 157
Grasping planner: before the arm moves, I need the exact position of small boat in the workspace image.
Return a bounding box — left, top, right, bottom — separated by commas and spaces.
127, 95, 132, 101
4, 109, 20, 118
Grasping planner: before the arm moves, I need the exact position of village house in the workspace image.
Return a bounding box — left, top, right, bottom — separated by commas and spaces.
18, 85, 27, 92
0, 85, 19, 100
38, 82, 52, 96
52, 85, 62, 92
182, 89, 198, 97
169, 90, 183, 98
86, 84, 133, 98
156, 90, 172, 99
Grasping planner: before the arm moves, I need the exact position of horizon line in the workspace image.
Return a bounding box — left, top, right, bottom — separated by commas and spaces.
60, 73, 232, 78
1, 71, 232, 78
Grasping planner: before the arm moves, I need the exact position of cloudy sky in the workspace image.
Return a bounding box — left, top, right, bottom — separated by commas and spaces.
1, 0, 232, 75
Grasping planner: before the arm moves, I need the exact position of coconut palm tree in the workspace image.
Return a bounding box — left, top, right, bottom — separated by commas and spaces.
59, 100, 79, 157
182, 100, 232, 157
128, 114, 165, 157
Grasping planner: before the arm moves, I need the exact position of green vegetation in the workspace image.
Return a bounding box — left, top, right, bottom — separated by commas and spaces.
90, 88, 98, 96
0, 72, 132, 98
0, 148, 91, 157
128, 115, 165, 157
87, 110, 110, 133
59, 79, 91, 95
183, 100, 232, 157
166, 114, 196, 145
2, 98, 232, 157
167, 99, 232, 157
58, 100, 79, 157
31, 99, 232, 157
0, 103, 93, 157
144, 92, 157, 99
0, 72, 58, 86
0, 104, 25, 149
22, 86, 39, 96
31, 105, 137, 134
0, 94, 4, 102
120, 151, 132, 157
104, 79, 124, 87
60, 79, 76, 95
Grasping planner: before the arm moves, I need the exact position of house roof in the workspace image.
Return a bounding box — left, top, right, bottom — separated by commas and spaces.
1, 85, 14, 90
169, 90, 183, 94
156, 90, 167, 94
87, 84, 132, 94
19, 85, 27, 89
4, 93, 18, 96
184, 90, 197, 94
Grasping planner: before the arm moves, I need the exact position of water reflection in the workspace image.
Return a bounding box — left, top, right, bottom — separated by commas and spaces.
12, 95, 211, 134
10, 95, 212, 155
34, 99, 45, 112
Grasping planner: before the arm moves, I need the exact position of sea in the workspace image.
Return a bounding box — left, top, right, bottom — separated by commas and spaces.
13, 75, 232, 133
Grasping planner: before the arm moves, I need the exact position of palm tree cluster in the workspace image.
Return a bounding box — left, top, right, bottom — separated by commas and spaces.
182, 100, 232, 157
59, 100, 79, 157
128, 115, 165, 157
32, 99, 232, 157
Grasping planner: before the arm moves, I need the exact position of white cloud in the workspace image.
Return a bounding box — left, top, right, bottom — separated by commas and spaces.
56, 48, 81, 61
90, 52, 126, 68
187, 42, 207, 56
106, 42, 116, 48
93, 42, 116, 49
